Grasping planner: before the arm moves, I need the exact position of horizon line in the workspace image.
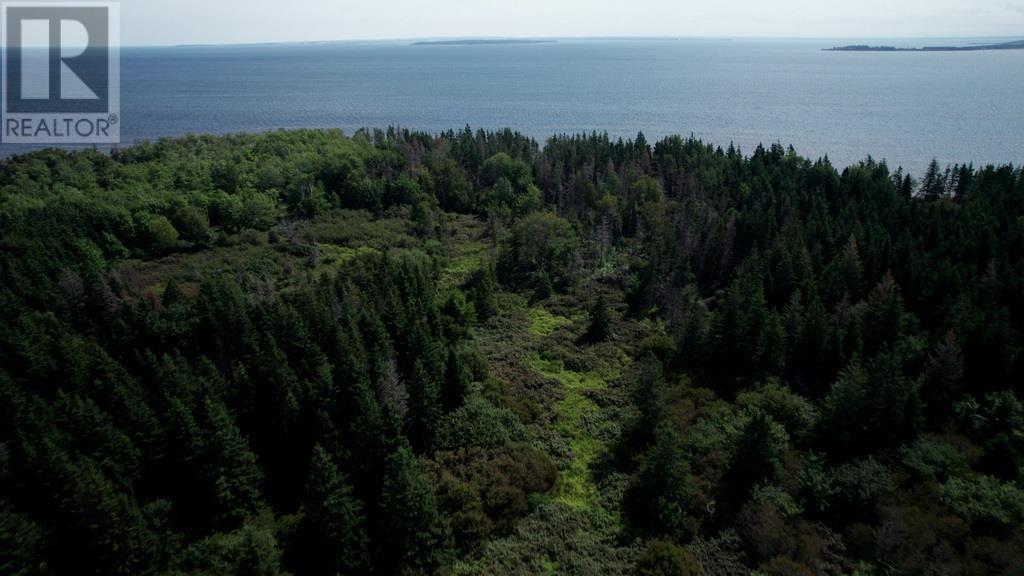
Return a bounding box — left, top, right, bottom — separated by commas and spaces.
114, 33, 1024, 49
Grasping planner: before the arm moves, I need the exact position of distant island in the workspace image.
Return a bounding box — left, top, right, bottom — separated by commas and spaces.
827, 39, 1024, 52
413, 39, 555, 46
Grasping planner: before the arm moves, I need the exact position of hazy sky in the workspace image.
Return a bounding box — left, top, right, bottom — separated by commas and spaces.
122, 0, 1024, 46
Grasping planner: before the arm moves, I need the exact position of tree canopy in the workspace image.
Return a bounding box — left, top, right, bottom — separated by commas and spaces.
1, 127, 1022, 574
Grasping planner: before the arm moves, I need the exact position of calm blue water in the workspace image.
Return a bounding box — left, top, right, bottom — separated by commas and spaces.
5, 38, 1024, 172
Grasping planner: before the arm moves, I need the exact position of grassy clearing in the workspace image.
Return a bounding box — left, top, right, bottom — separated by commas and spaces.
528, 307, 575, 336
120, 208, 421, 295
124, 210, 491, 299
120, 242, 287, 296
439, 214, 490, 288
459, 284, 641, 573
441, 239, 488, 288
301, 209, 416, 248
450, 217, 638, 571
315, 243, 380, 271
528, 355, 622, 511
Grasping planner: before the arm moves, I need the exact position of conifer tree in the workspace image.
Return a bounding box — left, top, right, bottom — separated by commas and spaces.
821, 354, 921, 458
625, 426, 699, 540
920, 158, 947, 200
723, 410, 788, 504
442, 348, 470, 412
587, 293, 614, 342
43, 444, 158, 575
378, 446, 453, 574
0, 497, 45, 576
302, 445, 369, 575
839, 234, 863, 298
628, 355, 666, 454
161, 277, 185, 308
196, 274, 257, 372
198, 397, 264, 529
863, 273, 907, 356
406, 359, 442, 452
465, 265, 499, 323
921, 331, 964, 427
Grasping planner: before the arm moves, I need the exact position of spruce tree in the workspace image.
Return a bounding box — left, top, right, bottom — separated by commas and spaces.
302, 445, 369, 575
0, 498, 45, 576
406, 359, 443, 452
466, 265, 499, 323
723, 410, 788, 504
442, 348, 471, 412
44, 446, 158, 575
863, 273, 907, 356
629, 355, 665, 454
625, 426, 699, 540
921, 158, 947, 200
839, 234, 862, 298
587, 293, 613, 342
921, 331, 964, 427
378, 446, 453, 574
821, 354, 921, 458
199, 397, 264, 529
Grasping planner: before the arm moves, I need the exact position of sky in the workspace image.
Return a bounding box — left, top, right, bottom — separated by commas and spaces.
121, 0, 1024, 46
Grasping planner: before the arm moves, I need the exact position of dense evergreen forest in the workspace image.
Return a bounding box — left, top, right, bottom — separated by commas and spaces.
1, 127, 1022, 575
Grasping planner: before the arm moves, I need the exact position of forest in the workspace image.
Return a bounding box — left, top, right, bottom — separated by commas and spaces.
0, 127, 1022, 575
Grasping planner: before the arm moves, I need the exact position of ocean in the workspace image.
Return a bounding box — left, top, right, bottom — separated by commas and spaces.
4, 38, 1024, 172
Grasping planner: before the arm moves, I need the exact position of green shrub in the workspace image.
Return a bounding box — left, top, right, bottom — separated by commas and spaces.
138, 213, 179, 253
900, 438, 969, 483
941, 475, 1024, 531
736, 381, 817, 445
635, 539, 699, 576
434, 397, 526, 451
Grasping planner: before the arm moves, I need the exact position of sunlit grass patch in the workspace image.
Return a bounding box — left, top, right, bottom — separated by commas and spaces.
314, 243, 380, 270
556, 436, 604, 509
528, 307, 574, 336
441, 250, 485, 288
121, 243, 286, 295
528, 356, 622, 510
438, 214, 489, 285
302, 209, 415, 248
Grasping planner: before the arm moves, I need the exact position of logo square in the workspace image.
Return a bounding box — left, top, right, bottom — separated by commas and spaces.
2, 1, 119, 144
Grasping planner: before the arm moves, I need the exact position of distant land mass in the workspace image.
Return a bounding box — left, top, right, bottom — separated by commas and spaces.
827, 39, 1024, 52
413, 39, 556, 46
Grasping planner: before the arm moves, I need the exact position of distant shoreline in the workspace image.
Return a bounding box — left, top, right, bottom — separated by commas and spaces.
826, 39, 1024, 52
412, 39, 556, 46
